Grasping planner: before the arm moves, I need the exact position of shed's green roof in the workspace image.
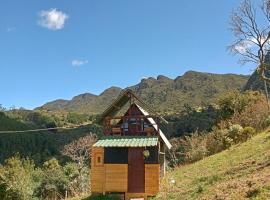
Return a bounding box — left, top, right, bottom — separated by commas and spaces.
93, 136, 158, 147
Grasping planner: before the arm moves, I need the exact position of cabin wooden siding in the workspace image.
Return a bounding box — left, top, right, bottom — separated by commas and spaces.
105, 164, 128, 192
91, 147, 128, 193
91, 165, 128, 192
91, 147, 160, 196
91, 147, 104, 193
145, 164, 160, 195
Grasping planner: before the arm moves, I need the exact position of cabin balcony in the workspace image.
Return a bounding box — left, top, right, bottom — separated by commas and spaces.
104, 115, 160, 136
108, 125, 156, 136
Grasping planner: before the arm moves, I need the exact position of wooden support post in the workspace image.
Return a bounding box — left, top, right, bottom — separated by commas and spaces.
159, 143, 166, 178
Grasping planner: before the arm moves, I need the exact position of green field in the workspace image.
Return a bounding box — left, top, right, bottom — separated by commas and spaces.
154, 130, 270, 200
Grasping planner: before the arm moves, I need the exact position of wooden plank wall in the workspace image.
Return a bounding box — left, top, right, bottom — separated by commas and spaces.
91, 147, 104, 193
91, 147, 160, 197
145, 164, 160, 195
105, 164, 128, 192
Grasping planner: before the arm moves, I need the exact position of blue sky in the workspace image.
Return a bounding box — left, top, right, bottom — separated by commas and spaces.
0, 0, 257, 109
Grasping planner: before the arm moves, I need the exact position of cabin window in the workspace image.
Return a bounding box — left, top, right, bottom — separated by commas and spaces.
144, 146, 159, 164
104, 147, 128, 164
95, 154, 103, 166
129, 118, 137, 124
123, 122, 128, 131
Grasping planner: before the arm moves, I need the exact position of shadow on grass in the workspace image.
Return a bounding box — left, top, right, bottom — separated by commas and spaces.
82, 194, 121, 200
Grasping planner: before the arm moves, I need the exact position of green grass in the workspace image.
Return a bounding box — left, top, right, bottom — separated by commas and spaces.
153, 130, 270, 200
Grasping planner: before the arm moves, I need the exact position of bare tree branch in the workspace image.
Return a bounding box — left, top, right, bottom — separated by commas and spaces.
61, 133, 98, 167
229, 0, 270, 82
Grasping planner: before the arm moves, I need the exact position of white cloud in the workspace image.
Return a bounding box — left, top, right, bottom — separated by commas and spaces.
6, 27, 16, 32
38, 8, 69, 30
71, 59, 88, 67
234, 37, 268, 53
234, 41, 251, 53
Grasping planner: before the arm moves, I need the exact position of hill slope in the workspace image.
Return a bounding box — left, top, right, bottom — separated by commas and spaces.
38, 71, 249, 114
37, 86, 122, 114
244, 51, 270, 92
244, 69, 270, 94
154, 130, 270, 200
0, 111, 102, 164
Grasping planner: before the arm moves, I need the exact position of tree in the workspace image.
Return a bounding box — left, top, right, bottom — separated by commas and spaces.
0, 104, 6, 111
38, 158, 68, 200
217, 90, 262, 119
61, 133, 97, 167
67, 112, 89, 124
0, 156, 37, 200
61, 133, 97, 194
229, 0, 270, 107
63, 162, 89, 197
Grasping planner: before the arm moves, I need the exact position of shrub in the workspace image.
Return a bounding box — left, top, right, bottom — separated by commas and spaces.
167, 138, 187, 167
63, 163, 89, 196
218, 91, 262, 119
0, 156, 37, 200
168, 125, 256, 167
37, 158, 69, 199
67, 112, 89, 124
228, 124, 243, 144
229, 97, 269, 130
166, 91, 268, 168
183, 132, 209, 163
26, 112, 55, 128
167, 133, 209, 166
263, 116, 270, 127
241, 126, 256, 142
205, 128, 231, 155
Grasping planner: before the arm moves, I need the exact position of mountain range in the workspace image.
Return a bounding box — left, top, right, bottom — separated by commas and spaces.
37, 70, 249, 115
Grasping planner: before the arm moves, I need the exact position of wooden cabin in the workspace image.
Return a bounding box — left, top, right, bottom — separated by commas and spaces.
91, 89, 172, 200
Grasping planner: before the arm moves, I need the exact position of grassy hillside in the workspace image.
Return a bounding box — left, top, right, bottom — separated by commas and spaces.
38, 71, 249, 115
154, 130, 270, 200
0, 110, 102, 164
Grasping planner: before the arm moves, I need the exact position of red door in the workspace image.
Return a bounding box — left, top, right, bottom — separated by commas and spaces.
128, 148, 145, 193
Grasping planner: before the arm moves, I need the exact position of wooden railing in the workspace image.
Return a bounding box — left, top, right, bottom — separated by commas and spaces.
103, 115, 160, 136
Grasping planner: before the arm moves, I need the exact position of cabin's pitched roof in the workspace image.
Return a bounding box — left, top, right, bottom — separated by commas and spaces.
99, 89, 147, 121
93, 136, 158, 147
99, 89, 172, 149
135, 104, 172, 149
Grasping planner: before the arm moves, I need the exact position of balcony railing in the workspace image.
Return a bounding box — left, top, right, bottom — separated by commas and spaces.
104, 115, 160, 136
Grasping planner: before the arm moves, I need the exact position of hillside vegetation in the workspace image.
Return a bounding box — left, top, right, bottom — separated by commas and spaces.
0, 110, 102, 164
154, 130, 270, 200
38, 71, 249, 114
244, 69, 270, 94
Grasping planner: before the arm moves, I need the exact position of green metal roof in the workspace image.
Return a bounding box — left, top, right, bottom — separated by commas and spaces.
93, 136, 158, 147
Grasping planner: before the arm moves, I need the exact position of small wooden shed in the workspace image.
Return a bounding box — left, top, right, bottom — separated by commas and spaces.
91, 89, 172, 200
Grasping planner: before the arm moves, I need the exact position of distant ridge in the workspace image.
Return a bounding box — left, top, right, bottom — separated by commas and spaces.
37, 71, 249, 114
36, 86, 122, 114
